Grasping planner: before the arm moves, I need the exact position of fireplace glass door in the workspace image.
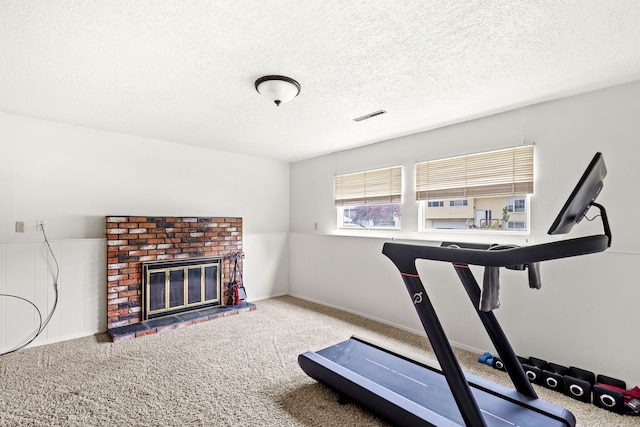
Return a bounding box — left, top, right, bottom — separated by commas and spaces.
142, 257, 222, 320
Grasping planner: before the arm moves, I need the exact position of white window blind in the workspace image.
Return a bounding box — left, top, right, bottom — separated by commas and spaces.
415, 146, 534, 200
335, 166, 402, 206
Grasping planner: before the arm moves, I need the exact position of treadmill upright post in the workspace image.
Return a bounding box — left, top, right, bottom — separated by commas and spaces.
453, 263, 537, 398
398, 272, 488, 427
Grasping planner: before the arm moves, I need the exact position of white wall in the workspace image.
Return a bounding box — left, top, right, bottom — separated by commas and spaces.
0, 112, 289, 352
289, 80, 640, 385
0, 239, 105, 351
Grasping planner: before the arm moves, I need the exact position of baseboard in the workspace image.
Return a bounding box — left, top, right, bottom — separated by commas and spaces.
286, 293, 487, 356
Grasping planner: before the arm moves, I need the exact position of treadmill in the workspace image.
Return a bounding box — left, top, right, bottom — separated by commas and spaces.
299, 152, 610, 426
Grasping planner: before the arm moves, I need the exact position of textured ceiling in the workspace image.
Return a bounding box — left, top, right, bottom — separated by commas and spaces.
1, 1, 640, 162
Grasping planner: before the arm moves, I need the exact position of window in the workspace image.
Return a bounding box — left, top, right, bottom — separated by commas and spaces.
449, 199, 468, 207
507, 197, 526, 213
431, 220, 469, 230
340, 205, 401, 229
335, 166, 402, 229
427, 200, 444, 207
416, 146, 534, 232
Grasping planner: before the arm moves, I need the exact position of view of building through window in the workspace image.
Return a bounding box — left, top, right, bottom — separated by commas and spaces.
422, 195, 528, 231
340, 203, 401, 229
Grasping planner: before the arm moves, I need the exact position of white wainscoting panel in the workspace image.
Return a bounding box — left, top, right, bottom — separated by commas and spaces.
0, 238, 106, 353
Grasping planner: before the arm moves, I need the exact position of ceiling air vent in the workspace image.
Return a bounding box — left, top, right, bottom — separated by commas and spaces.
353, 110, 387, 122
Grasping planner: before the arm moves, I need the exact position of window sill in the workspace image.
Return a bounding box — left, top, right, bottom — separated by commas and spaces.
326, 225, 534, 247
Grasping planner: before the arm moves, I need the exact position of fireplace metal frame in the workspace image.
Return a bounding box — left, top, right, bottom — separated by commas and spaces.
141, 256, 223, 320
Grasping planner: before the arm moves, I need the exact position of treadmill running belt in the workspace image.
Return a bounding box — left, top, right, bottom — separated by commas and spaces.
301, 337, 573, 427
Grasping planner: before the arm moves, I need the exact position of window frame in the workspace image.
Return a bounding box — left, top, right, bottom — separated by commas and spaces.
507, 197, 527, 213
415, 146, 534, 235
335, 165, 403, 230
449, 199, 469, 207
508, 221, 527, 230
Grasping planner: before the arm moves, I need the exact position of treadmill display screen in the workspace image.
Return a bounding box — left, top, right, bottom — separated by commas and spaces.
548, 152, 607, 235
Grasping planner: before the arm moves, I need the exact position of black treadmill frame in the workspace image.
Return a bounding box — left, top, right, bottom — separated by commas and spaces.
381, 204, 610, 426
301, 152, 611, 426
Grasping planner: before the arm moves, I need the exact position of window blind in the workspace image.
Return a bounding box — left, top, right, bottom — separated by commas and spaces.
415, 146, 534, 200
335, 166, 402, 206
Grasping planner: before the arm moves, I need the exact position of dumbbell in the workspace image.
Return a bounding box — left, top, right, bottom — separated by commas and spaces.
563, 366, 595, 403
478, 352, 493, 365
522, 356, 547, 385
477, 352, 505, 370
490, 355, 506, 371
593, 375, 628, 414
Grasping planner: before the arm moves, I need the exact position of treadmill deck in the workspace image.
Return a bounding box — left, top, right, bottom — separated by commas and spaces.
300, 337, 575, 427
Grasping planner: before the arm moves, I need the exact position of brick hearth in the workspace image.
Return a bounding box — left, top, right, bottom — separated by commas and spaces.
108, 302, 255, 343
106, 216, 249, 340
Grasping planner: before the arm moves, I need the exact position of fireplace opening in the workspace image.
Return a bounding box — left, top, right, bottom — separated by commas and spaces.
142, 257, 222, 321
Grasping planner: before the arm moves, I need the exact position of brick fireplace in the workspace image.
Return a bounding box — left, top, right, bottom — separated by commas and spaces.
106, 216, 255, 342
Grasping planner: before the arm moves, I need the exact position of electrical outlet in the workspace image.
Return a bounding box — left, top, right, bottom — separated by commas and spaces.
15, 221, 25, 233
37, 220, 46, 231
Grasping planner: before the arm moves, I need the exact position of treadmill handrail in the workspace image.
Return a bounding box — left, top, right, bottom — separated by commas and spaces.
382, 234, 609, 275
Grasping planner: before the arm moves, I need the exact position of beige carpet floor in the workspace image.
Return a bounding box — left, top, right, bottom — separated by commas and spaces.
0, 296, 635, 426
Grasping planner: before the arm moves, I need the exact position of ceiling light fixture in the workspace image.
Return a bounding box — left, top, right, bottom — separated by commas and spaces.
255, 75, 301, 106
